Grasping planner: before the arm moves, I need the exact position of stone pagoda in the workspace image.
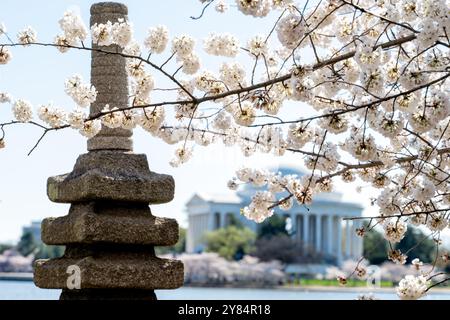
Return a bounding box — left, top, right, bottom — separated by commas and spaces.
34, 2, 184, 300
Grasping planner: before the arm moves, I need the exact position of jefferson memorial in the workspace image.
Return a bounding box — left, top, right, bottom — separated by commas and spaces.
186, 167, 364, 266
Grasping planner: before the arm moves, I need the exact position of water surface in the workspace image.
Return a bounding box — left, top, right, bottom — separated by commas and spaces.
1, 281, 449, 300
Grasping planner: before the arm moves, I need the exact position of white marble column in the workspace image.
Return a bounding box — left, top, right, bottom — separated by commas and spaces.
351, 220, 357, 258
358, 221, 364, 256
336, 216, 342, 265
187, 216, 194, 253
345, 220, 352, 258
195, 215, 200, 249
202, 214, 207, 234
353, 220, 362, 258
190, 215, 197, 252
220, 212, 226, 228
315, 215, 321, 252
208, 213, 214, 231
297, 214, 302, 243
326, 215, 333, 255
303, 214, 309, 249
290, 213, 297, 241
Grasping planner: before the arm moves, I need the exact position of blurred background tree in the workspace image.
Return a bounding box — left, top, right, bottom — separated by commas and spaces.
363, 229, 389, 265
253, 234, 324, 264
34, 244, 65, 260
253, 215, 324, 264
0, 244, 12, 254
16, 231, 37, 256
156, 227, 186, 255
205, 225, 256, 260
16, 230, 64, 261
364, 227, 436, 265
257, 215, 288, 239
395, 227, 435, 264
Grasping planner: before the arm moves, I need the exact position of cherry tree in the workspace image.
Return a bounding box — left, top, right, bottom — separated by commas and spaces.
1, 0, 449, 300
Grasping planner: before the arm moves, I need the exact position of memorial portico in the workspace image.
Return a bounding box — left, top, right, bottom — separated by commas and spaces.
186, 167, 364, 266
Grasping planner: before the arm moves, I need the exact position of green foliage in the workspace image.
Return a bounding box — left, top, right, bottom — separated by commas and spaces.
0, 244, 13, 254
445, 262, 450, 274
34, 244, 65, 260
254, 234, 323, 264
257, 215, 288, 239
156, 228, 187, 255
363, 229, 389, 265
16, 230, 64, 260
17, 231, 37, 256
205, 225, 256, 260
395, 227, 435, 263
227, 214, 244, 229
364, 227, 437, 265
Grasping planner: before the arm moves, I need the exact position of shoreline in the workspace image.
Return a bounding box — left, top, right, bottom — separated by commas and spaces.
0, 273, 33, 282
1, 273, 449, 294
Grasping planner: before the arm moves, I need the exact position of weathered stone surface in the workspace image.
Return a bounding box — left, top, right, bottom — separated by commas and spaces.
88, 2, 131, 151
47, 151, 175, 204
34, 2, 184, 300
87, 136, 133, 152
34, 255, 184, 290
91, 1, 128, 16
41, 203, 179, 246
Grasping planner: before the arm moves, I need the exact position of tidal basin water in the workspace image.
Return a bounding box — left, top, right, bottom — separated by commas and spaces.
1, 281, 450, 300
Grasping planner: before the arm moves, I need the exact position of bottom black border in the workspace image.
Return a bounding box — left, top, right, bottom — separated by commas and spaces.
1, 300, 449, 318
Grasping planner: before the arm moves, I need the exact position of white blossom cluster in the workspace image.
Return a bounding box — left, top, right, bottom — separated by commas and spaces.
54, 10, 88, 52
5, 80, 101, 138
204, 33, 239, 57
228, 167, 337, 222
235, 0, 272, 18
396, 275, 429, 300
383, 219, 408, 243
170, 146, 193, 168
0, 23, 11, 63
0, 92, 12, 103
0, 47, 12, 64
12, 99, 33, 122
246, 34, 268, 57
144, 25, 169, 54
38, 103, 66, 128
204, 0, 294, 17
79, 119, 102, 138
220, 62, 247, 89
276, 14, 307, 49
172, 34, 200, 75
215, 0, 229, 13
17, 26, 37, 45
178, 252, 286, 286
1, 0, 450, 296
91, 18, 133, 48
64, 75, 97, 108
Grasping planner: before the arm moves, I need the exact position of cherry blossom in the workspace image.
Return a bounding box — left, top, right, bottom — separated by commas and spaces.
396, 275, 428, 300
64, 75, 97, 108
12, 99, 33, 122
144, 25, 169, 54
1, 1, 449, 298
17, 26, 37, 45
0, 48, 12, 64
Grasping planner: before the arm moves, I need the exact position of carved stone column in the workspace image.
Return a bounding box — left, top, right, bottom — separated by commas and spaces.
34, 2, 184, 300
326, 215, 333, 255
302, 214, 309, 251
315, 215, 321, 253
335, 216, 343, 266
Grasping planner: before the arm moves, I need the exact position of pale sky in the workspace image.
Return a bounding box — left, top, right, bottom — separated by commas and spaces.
0, 0, 447, 246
